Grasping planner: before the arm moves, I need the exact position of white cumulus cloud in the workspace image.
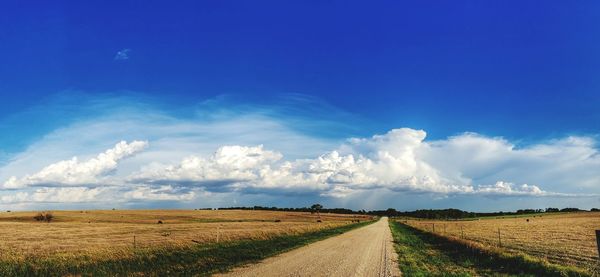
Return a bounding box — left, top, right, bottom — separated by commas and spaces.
471, 181, 545, 196
0, 187, 106, 204
1, 127, 599, 209
130, 145, 283, 186
2, 140, 148, 189
128, 128, 598, 198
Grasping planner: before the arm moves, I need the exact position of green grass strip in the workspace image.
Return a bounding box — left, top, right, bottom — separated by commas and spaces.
0, 221, 372, 276
389, 221, 589, 277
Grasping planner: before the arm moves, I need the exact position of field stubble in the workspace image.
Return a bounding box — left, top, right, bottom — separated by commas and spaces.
404, 212, 600, 273
0, 209, 366, 264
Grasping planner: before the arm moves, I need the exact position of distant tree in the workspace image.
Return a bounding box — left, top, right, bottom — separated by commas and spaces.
591, 208, 600, 212
385, 208, 398, 217
516, 209, 537, 214
545, 207, 560, 213
560, 207, 582, 212
311, 204, 323, 218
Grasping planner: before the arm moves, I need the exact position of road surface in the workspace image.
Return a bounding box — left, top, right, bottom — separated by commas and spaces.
218, 217, 401, 277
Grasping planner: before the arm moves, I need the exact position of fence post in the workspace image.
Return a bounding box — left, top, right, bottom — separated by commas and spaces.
595, 230, 600, 258
432, 223, 435, 233
134, 235, 136, 250
217, 225, 221, 243
461, 225, 464, 239
498, 228, 501, 247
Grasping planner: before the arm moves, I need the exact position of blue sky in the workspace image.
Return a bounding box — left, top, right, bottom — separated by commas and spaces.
1, 1, 599, 211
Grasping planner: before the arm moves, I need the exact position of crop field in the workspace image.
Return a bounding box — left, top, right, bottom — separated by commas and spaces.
403, 212, 600, 274
0, 210, 367, 265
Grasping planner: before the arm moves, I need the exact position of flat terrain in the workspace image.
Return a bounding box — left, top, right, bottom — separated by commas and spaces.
220, 217, 400, 277
404, 212, 599, 274
0, 210, 368, 263
389, 220, 589, 276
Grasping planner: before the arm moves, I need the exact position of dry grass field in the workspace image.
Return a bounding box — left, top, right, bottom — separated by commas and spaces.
404, 212, 600, 273
0, 209, 367, 264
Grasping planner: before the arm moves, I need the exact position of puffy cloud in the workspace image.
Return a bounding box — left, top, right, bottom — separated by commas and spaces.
2, 140, 148, 189
1, 127, 599, 208
0, 187, 106, 204
472, 181, 545, 196
130, 145, 283, 186
129, 128, 599, 198
423, 133, 600, 192
0, 185, 194, 204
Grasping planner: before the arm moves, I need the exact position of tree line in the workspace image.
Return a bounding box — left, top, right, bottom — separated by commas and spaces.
217, 205, 367, 215
366, 207, 590, 219
210, 205, 594, 219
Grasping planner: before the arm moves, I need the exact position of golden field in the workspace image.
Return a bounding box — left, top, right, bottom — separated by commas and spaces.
404, 212, 600, 273
0, 209, 366, 263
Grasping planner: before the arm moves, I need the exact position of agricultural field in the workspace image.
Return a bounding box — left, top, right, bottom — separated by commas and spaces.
402, 212, 600, 274
0, 209, 369, 275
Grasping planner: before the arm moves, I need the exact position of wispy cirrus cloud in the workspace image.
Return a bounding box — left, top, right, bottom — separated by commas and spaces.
114, 48, 131, 60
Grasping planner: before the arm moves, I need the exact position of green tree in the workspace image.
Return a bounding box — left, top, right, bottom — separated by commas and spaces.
311, 204, 323, 218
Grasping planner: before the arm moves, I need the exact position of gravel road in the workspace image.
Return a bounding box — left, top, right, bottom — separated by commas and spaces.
218, 217, 401, 277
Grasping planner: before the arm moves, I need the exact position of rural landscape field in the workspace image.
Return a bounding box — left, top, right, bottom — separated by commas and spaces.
3, 1, 600, 276
0, 209, 372, 275
399, 212, 600, 275
1, 209, 598, 276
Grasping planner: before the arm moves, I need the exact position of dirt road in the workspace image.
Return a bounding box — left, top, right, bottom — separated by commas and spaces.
218, 217, 401, 277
